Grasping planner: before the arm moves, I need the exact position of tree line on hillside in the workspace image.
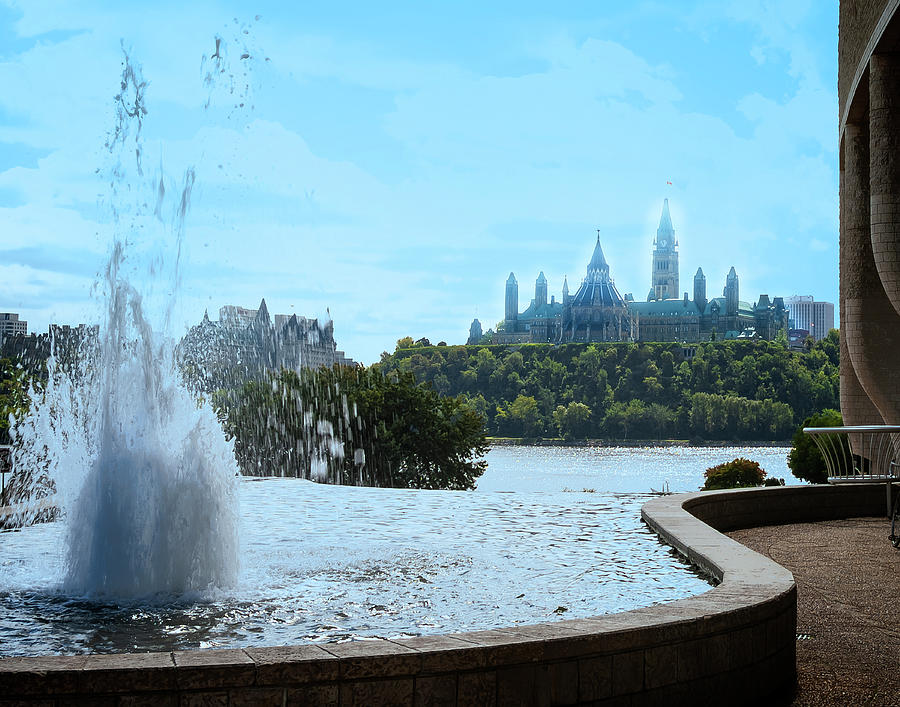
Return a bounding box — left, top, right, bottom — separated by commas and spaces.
378, 332, 840, 441
1, 331, 842, 490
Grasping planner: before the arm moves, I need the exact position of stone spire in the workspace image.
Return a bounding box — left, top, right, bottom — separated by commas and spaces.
693, 267, 707, 312
467, 318, 483, 345
656, 198, 676, 249
587, 235, 610, 281
505, 272, 519, 323
562, 276, 570, 304
724, 267, 739, 316
535, 271, 548, 307
255, 298, 271, 326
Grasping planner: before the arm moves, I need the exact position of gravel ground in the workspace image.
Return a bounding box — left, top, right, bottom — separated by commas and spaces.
729, 518, 900, 707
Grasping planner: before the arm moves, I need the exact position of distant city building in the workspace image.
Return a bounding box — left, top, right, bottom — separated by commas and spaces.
788, 328, 811, 350
492, 200, 788, 344
784, 296, 835, 341
178, 300, 354, 384
467, 318, 483, 345
0, 313, 26, 345
0, 323, 98, 370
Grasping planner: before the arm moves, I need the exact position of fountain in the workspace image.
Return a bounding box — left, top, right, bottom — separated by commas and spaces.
10, 49, 239, 598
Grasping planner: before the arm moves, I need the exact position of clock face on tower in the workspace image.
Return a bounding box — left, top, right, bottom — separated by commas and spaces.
660, 239, 667, 248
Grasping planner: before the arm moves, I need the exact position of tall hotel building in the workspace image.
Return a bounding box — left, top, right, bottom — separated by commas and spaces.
784, 296, 835, 341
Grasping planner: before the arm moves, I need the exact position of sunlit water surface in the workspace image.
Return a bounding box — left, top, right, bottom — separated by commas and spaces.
0, 445, 789, 656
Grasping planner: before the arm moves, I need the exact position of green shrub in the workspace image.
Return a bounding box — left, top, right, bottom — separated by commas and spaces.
788, 409, 842, 484
703, 457, 767, 490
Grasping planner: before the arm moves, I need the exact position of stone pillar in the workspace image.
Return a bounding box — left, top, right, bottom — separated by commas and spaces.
840, 123, 884, 427
839, 310, 882, 426
870, 53, 900, 317
842, 114, 900, 423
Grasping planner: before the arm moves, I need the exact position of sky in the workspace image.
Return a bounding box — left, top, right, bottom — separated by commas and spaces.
0, 0, 839, 364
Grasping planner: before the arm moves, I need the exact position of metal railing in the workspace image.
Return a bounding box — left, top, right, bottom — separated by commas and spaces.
803, 425, 900, 516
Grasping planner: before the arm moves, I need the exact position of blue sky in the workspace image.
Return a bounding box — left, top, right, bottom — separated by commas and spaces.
0, 1, 838, 363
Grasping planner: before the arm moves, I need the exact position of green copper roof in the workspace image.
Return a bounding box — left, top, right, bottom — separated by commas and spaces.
702, 297, 754, 316
629, 299, 700, 316
519, 300, 564, 319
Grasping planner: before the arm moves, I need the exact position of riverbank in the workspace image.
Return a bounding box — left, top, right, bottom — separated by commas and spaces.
488, 437, 791, 448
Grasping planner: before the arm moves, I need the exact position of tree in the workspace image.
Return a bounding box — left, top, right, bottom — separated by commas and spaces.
0, 358, 31, 445
220, 365, 489, 490
395, 337, 414, 350
646, 402, 673, 440
553, 402, 592, 440
603, 399, 647, 439
507, 394, 542, 438
775, 328, 789, 349
788, 409, 843, 484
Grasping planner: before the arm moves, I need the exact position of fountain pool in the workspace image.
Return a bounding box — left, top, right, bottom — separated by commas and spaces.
0, 445, 732, 657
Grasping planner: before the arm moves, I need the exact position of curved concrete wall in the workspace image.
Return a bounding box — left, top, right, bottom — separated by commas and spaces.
2, 484, 887, 706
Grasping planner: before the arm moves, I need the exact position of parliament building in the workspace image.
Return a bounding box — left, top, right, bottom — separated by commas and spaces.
494, 199, 788, 344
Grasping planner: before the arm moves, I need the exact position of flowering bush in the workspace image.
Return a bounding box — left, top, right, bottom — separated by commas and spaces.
703, 457, 767, 490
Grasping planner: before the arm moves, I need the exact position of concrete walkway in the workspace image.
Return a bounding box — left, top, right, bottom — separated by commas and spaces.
729, 517, 900, 706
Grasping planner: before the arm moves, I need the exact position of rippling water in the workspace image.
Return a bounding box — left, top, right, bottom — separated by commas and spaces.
0, 445, 788, 656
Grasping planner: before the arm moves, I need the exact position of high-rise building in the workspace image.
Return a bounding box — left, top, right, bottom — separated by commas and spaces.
784, 296, 835, 341
0, 313, 27, 345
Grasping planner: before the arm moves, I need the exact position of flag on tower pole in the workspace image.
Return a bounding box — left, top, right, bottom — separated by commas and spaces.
666, 181, 672, 185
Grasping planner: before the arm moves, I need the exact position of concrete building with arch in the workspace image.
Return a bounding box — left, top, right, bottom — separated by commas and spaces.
839, 0, 900, 426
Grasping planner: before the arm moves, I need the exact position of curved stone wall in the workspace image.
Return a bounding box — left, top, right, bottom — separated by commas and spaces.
2, 484, 887, 706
